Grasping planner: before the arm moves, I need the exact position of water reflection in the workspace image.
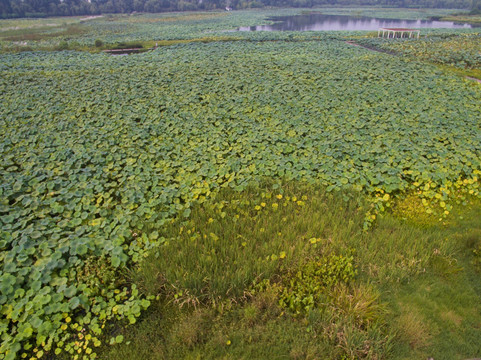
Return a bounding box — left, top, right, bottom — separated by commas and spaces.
238, 14, 474, 31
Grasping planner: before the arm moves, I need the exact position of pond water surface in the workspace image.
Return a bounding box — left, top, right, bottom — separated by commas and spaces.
238, 13, 475, 32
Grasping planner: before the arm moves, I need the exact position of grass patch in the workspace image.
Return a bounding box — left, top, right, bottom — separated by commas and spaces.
102, 37, 239, 51
435, 63, 481, 81
439, 15, 481, 25
110, 42, 145, 50
0, 24, 86, 42
143, 13, 228, 23
135, 182, 365, 308
98, 183, 481, 360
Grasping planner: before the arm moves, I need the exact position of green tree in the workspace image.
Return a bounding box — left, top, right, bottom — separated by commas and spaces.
472, 0, 481, 13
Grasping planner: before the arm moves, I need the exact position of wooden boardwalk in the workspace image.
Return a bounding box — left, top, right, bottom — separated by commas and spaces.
378, 28, 420, 39
103, 48, 146, 55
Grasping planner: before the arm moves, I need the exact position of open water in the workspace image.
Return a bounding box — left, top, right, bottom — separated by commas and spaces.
238, 13, 475, 31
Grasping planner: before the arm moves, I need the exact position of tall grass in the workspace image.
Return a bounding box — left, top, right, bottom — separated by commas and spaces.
135, 182, 366, 307
100, 183, 481, 360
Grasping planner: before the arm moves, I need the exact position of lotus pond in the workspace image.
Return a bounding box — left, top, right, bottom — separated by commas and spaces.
1, 9, 481, 360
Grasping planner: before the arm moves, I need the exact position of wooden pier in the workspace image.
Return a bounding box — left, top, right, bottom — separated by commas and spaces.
103, 48, 147, 55
378, 28, 420, 39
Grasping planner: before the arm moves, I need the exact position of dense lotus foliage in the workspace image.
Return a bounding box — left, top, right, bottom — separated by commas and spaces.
358, 32, 481, 69
0, 22, 481, 360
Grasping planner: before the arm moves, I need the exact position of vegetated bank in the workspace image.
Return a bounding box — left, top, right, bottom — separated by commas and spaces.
1, 11, 481, 360
100, 183, 481, 359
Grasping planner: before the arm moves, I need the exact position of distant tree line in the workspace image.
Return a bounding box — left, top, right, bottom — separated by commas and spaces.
472, 0, 481, 13
0, 0, 474, 18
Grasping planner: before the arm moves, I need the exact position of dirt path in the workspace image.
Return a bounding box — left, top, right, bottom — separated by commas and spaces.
79, 15, 103, 21
467, 76, 481, 84
345, 40, 396, 55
